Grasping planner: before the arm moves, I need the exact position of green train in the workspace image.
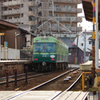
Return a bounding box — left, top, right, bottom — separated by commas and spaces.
33, 36, 69, 71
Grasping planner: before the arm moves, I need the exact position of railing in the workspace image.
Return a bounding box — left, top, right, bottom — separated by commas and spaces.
5, 18, 22, 23
3, 0, 21, 6
41, 17, 82, 22
28, 11, 36, 16
51, 26, 82, 31
2, 9, 23, 15
49, 7, 82, 13
28, 1, 35, 6
54, 0, 81, 4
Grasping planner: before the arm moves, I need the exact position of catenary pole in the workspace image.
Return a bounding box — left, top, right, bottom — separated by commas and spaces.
91, 0, 96, 85
95, 0, 99, 69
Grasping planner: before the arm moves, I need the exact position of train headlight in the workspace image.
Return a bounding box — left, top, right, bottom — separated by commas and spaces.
42, 62, 46, 66
50, 55, 55, 58
34, 58, 38, 61
51, 58, 55, 61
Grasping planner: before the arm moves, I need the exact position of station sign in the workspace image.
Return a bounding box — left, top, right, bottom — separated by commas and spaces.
4, 41, 8, 48
4, 41, 8, 51
0, 33, 5, 35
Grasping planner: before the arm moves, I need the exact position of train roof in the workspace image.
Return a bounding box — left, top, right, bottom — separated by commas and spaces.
33, 36, 68, 48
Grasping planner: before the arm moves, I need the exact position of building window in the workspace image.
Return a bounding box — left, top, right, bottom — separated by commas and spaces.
1, 35, 5, 47
81, 43, 83, 46
89, 41, 91, 44
29, 7, 32, 11
9, 8, 12, 10
64, 15, 67, 17
56, 5, 60, 7
69, 15, 73, 21
29, 16, 32, 21
64, 24, 67, 27
64, 5, 67, 8
49, 4, 52, 7
3, 7, 7, 11
69, 6, 73, 11
14, 17, 17, 19
4, 0, 7, 2
21, 13, 23, 17
3, 16, 7, 19
21, 4, 23, 8
9, 17, 12, 19
49, 13, 52, 16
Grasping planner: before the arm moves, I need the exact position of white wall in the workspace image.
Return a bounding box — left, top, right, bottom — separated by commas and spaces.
26, 34, 31, 47
74, 33, 92, 52
0, 47, 20, 60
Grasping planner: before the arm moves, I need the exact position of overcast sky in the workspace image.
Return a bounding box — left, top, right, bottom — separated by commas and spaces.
78, 4, 93, 31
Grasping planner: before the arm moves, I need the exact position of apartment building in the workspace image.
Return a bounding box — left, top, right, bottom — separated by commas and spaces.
38, 0, 82, 37
0, 0, 82, 37
0, 0, 41, 34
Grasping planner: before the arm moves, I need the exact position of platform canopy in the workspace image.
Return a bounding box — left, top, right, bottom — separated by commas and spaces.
0, 19, 18, 31
82, 0, 100, 21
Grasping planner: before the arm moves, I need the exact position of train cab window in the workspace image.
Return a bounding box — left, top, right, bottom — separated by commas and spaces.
33, 43, 44, 53
33, 43, 56, 53
45, 43, 56, 53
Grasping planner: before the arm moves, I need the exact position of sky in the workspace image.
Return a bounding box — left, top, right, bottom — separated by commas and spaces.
78, 4, 93, 31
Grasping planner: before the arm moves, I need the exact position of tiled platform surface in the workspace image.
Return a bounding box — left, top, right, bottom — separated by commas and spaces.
0, 91, 98, 100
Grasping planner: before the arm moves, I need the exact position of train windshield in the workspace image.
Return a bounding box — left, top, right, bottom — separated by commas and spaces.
33, 43, 56, 53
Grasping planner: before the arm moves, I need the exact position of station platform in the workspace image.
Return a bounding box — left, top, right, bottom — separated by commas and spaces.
0, 60, 32, 77
0, 91, 98, 100
0, 60, 31, 63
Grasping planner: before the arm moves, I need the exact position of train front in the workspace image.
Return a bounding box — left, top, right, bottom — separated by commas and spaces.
33, 36, 57, 71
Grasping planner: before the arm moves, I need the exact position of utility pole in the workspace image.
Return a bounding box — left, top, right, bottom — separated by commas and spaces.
95, 0, 99, 69
91, 0, 96, 85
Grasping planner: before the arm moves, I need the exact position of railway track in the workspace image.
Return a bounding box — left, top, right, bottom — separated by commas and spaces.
4, 68, 82, 100
0, 71, 52, 85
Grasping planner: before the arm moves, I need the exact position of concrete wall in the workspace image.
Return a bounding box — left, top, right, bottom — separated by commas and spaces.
0, 63, 24, 77
0, 47, 20, 60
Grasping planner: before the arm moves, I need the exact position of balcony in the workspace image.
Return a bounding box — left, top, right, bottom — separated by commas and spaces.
51, 26, 82, 32
70, 27, 82, 31
2, 9, 22, 15
56, 17, 82, 22
28, 11, 36, 16
28, 21, 34, 25
3, 1, 20, 6
28, 1, 35, 6
5, 18, 21, 23
41, 17, 82, 23
54, 0, 81, 4
49, 7, 82, 13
